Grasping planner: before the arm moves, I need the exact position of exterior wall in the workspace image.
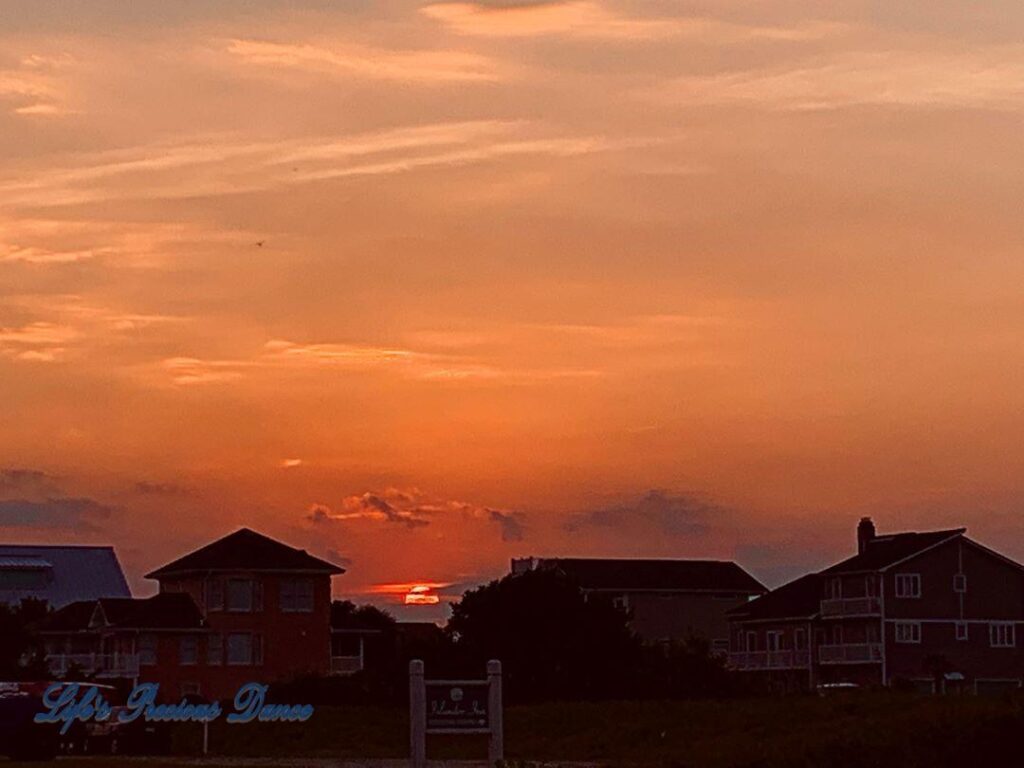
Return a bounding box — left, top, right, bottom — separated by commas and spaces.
609, 590, 754, 645
882, 539, 1024, 688
157, 572, 333, 700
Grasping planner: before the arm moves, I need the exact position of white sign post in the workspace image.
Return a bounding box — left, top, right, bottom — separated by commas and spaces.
409, 659, 503, 768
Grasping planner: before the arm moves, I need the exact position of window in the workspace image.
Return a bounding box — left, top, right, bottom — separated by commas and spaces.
990, 623, 1016, 648
227, 633, 253, 665
253, 634, 264, 665
611, 595, 629, 611
895, 622, 921, 644
280, 578, 314, 612
766, 631, 783, 652
179, 636, 198, 665
895, 573, 921, 598
956, 622, 969, 641
745, 631, 757, 652
207, 633, 223, 666
826, 578, 842, 600
227, 579, 262, 612
138, 634, 157, 665
794, 628, 807, 651
206, 578, 224, 611
953, 574, 967, 593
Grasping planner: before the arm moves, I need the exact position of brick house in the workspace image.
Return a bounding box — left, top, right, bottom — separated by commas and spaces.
512, 557, 766, 651
39, 528, 344, 700
729, 519, 1024, 694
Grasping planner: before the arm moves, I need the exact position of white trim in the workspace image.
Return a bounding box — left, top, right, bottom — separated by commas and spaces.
955, 621, 968, 641
960, 537, 1024, 574
989, 622, 1016, 648
884, 618, 1024, 624
880, 531, 965, 572
894, 573, 921, 599
894, 621, 921, 644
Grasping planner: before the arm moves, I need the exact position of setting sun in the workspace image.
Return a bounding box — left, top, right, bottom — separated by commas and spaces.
404, 585, 441, 606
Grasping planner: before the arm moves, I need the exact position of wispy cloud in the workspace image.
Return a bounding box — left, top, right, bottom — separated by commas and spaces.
0, 51, 76, 116
0, 296, 186, 365
226, 38, 502, 83
0, 322, 77, 362
421, 2, 844, 43
648, 49, 1024, 111
157, 336, 602, 386
0, 121, 637, 210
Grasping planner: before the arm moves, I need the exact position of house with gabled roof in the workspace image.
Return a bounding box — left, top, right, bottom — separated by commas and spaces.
512, 557, 766, 651
728, 518, 1024, 694
35, 528, 345, 700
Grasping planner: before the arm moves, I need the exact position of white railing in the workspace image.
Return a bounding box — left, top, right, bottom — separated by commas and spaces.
728, 650, 810, 670
330, 655, 363, 675
818, 643, 883, 664
46, 653, 140, 678
820, 597, 881, 617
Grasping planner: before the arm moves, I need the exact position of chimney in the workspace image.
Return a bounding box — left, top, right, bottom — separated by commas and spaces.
857, 517, 876, 554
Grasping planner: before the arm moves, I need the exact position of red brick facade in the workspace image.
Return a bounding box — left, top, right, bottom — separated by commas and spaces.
150, 572, 334, 700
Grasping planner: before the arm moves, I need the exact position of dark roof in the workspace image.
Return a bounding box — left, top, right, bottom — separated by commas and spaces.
39, 593, 205, 632
823, 529, 965, 574
728, 573, 823, 621
0, 545, 130, 608
36, 600, 96, 632
145, 528, 344, 579
540, 558, 766, 593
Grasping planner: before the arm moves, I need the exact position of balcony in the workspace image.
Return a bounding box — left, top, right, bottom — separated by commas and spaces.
330, 655, 364, 675
818, 643, 883, 664
729, 650, 811, 671
46, 653, 140, 678
820, 597, 881, 618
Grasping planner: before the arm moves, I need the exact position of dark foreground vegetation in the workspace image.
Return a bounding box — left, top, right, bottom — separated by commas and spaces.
146, 691, 1024, 767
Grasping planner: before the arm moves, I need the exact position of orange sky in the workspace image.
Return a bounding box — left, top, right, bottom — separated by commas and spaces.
2, 1, 1023, 620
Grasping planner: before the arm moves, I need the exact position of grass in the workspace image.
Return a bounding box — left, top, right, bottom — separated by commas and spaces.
6, 692, 1024, 767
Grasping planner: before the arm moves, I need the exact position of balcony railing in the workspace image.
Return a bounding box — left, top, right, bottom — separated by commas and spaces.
46, 653, 140, 678
820, 597, 881, 617
818, 643, 883, 664
330, 655, 363, 675
728, 650, 811, 671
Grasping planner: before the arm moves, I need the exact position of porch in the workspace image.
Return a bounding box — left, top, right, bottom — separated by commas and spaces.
46, 652, 140, 678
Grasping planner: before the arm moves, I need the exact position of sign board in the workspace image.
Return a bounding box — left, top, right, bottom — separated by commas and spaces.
409, 660, 502, 768
425, 681, 488, 731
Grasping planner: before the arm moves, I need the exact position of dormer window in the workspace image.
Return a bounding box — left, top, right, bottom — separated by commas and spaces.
895, 573, 921, 598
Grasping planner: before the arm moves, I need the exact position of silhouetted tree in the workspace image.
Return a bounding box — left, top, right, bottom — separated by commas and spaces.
447, 568, 641, 702
330, 600, 396, 632
0, 598, 50, 680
